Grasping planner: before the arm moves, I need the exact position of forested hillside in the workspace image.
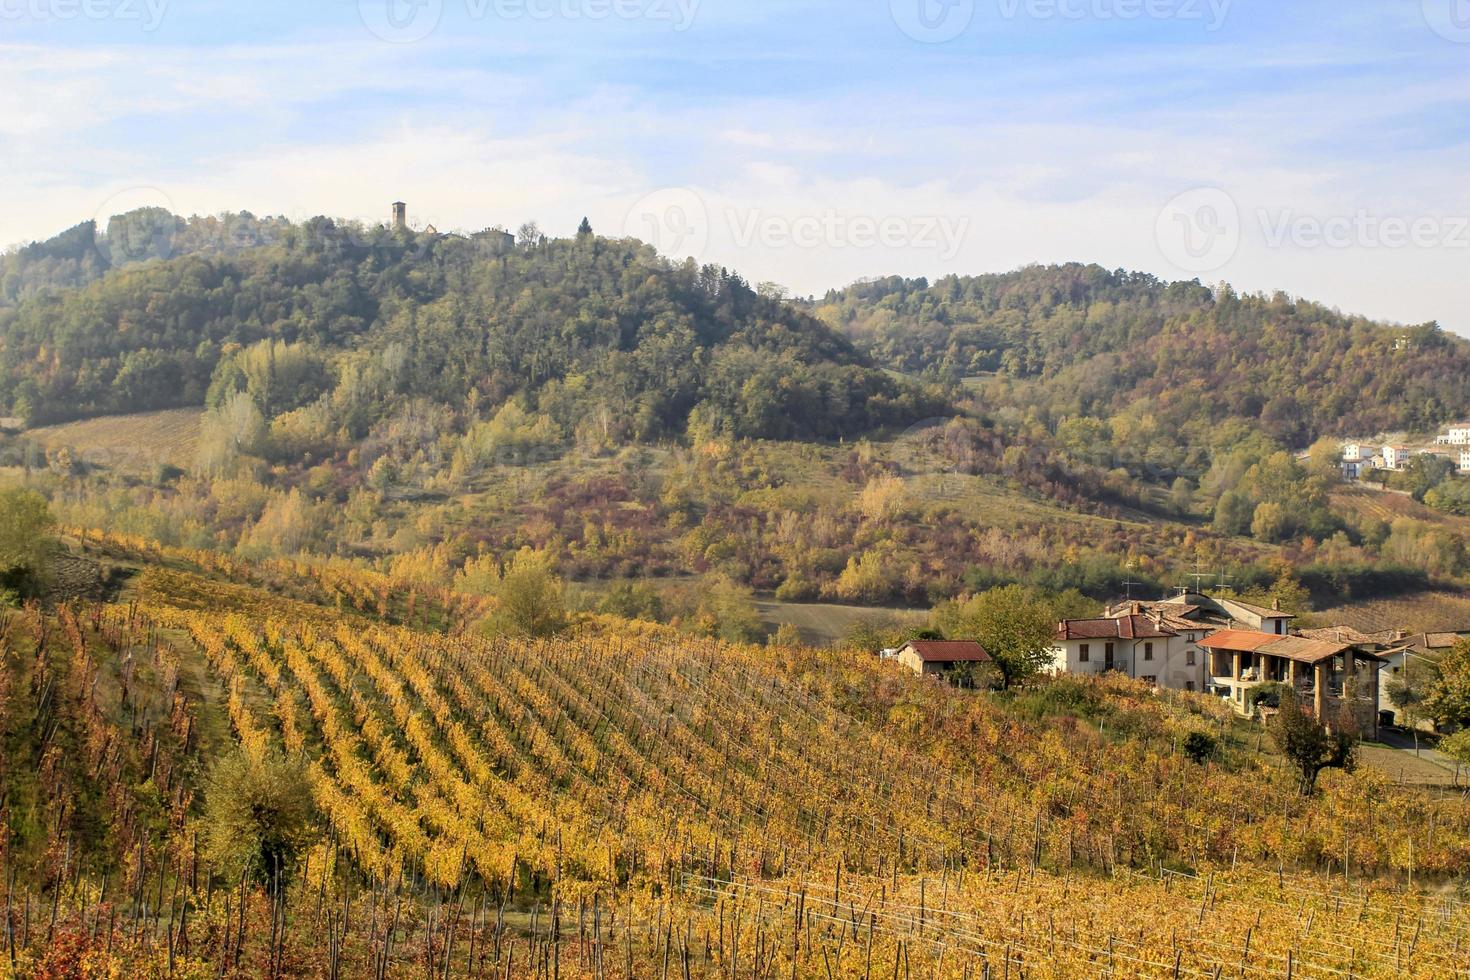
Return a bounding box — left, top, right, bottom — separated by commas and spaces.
0, 211, 938, 440
818, 265, 1470, 446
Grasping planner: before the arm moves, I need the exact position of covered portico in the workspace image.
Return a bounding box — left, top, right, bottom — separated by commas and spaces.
1201, 630, 1381, 738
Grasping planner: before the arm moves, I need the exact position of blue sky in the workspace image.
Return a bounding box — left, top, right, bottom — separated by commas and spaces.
3, 0, 1468, 332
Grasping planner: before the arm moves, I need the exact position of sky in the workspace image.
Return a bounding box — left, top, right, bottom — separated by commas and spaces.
2, 0, 1468, 333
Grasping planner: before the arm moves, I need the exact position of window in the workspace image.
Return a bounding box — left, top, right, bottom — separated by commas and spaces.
1079, 644, 1090, 662
1186, 649, 1196, 666
1144, 642, 1154, 661
1142, 675, 1157, 686
1186, 681, 1196, 692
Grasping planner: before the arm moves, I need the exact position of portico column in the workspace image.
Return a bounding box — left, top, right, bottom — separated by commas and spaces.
1314, 662, 1328, 722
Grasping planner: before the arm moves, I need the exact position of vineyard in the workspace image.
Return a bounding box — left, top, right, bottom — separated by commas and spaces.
0, 547, 1468, 976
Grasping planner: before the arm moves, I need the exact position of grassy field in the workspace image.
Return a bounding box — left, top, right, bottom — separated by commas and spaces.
756, 598, 927, 646
26, 407, 202, 470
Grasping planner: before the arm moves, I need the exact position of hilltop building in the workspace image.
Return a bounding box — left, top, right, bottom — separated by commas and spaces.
392, 201, 408, 230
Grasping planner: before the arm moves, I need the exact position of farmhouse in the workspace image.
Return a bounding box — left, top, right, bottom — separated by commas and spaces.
1201, 630, 1382, 738
1127, 593, 1295, 635
1047, 612, 1207, 690
895, 640, 992, 681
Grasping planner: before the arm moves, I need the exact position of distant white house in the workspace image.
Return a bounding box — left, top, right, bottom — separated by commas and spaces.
1382, 445, 1410, 471
1342, 443, 1368, 462
1462, 448, 1470, 472
1436, 424, 1470, 446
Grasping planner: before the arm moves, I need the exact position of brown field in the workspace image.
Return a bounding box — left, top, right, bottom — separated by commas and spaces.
1310, 590, 1470, 634
1357, 743, 1466, 791
26, 407, 202, 470
756, 599, 927, 646
1332, 484, 1470, 532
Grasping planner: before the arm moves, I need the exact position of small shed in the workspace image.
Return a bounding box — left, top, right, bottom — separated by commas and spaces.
896, 640, 992, 681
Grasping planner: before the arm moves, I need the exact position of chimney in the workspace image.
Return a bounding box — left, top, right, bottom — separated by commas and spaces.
392, 201, 408, 230
1272, 597, 1281, 612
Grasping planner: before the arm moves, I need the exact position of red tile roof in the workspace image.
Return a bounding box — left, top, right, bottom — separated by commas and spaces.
901, 640, 992, 663
1199, 629, 1282, 653
1200, 630, 1372, 665
1054, 616, 1176, 641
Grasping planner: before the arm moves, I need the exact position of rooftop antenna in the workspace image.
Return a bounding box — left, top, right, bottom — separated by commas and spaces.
1214, 571, 1234, 595
1122, 576, 1141, 601
1188, 560, 1211, 594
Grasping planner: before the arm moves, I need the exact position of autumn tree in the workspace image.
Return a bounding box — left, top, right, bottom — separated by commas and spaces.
0, 486, 53, 598
1425, 640, 1470, 731
203, 750, 317, 895
934, 584, 1056, 689
1386, 654, 1438, 752
1269, 689, 1355, 796
460, 547, 568, 638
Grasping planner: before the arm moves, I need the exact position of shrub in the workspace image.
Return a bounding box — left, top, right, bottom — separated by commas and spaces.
1182, 731, 1217, 764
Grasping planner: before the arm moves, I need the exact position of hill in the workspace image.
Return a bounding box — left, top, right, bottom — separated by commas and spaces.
0, 212, 940, 440
0, 535, 1466, 976
817, 265, 1470, 447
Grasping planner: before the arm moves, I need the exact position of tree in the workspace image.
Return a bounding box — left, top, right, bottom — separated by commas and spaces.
1441, 729, 1470, 767
0, 486, 53, 597
577, 217, 594, 238
460, 547, 568, 638
1250, 501, 1291, 543
202, 750, 317, 895
1391, 453, 1456, 502
934, 584, 1056, 689
1425, 640, 1470, 731
1386, 654, 1438, 752
1304, 436, 1344, 485
1268, 689, 1355, 796
1212, 491, 1254, 536
494, 548, 568, 638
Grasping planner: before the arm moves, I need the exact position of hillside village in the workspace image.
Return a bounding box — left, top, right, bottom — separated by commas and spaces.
1339, 422, 1470, 479
891, 590, 1469, 745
